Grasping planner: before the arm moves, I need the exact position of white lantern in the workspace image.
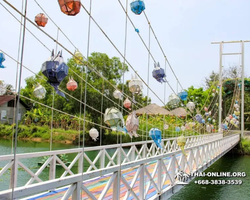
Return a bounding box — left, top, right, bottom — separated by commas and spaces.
186, 101, 195, 111
234, 104, 240, 109
129, 74, 143, 94
89, 128, 99, 141
168, 93, 180, 106
212, 119, 215, 123
206, 125, 211, 133
212, 93, 215, 97
181, 125, 186, 132
164, 124, 169, 130
113, 89, 123, 100
225, 117, 230, 122
33, 84, 46, 99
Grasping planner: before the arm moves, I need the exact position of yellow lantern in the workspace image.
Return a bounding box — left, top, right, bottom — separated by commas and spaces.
177, 135, 186, 155
74, 50, 83, 65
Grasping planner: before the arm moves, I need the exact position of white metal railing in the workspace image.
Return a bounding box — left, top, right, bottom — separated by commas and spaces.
0, 133, 233, 199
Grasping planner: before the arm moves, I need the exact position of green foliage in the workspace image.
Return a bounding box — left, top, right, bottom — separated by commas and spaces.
240, 138, 250, 154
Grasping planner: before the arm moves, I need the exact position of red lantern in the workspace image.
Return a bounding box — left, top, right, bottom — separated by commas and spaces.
124, 98, 131, 109
204, 107, 208, 112
67, 77, 78, 91
35, 13, 48, 27
58, 0, 81, 16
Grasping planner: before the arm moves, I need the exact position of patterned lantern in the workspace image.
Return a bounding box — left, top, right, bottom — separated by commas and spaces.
58, 0, 81, 16
152, 62, 167, 83
66, 77, 78, 91
104, 107, 126, 133
130, 0, 145, 15
149, 128, 162, 148
168, 93, 180, 106
178, 91, 188, 101
33, 84, 46, 99
74, 50, 83, 65
126, 112, 139, 138
89, 128, 99, 141
35, 13, 48, 27
177, 135, 186, 155
41, 50, 68, 98
0, 53, 6, 68
205, 112, 209, 117
164, 124, 169, 130
129, 74, 143, 94
204, 107, 208, 112
113, 89, 123, 100
123, 98, 132, 109
186, 101, 195, 112
206, 125, 211, 133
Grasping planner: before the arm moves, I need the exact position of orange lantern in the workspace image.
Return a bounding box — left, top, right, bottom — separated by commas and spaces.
58, 0, 81, 16
35, 13, 48, 27
66, 77, 78, 91
123, 98, 132, 109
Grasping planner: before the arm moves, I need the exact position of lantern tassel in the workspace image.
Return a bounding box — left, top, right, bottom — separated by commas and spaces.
49, 82, 68, 100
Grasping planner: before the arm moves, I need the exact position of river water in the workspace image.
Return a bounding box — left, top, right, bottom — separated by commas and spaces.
1, 139, 250, 199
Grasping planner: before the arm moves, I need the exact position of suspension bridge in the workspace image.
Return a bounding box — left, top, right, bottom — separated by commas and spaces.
0, 0, 248, 199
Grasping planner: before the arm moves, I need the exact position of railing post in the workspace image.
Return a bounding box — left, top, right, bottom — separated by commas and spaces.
139, 164, 145, 199
9, 158, 18, 189
78, 151, 83, 173
49, 155, 56, 180
131, 145, 135, 161
72, 182, 81, 200
100, 149, 105, 169
157, 159, 162, 194
112, 171, 120, 199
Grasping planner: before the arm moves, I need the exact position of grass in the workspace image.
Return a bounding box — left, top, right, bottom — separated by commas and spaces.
239, 138, 250, 155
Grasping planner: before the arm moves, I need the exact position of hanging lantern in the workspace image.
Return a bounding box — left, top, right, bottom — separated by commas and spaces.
225, 121, 228, 126
212, 119, 215, 123
202, 119, 205, 124
104, 107, 126, 133
66, 77, 78, 91
195, 114, 203, 123
225, 117, 230, 122
212, 89, 216, 93
206, 125, 211, 133
212, 93, 215, 97
181, 126, 186, 132
234, 104, 240, 109
33, 84, 46, 99
188, 122, 194, 128
126, 111, 139, 138
113, 89, 123, 100
234, 111, 240, 116
177, 135, 186, 155
152, 62, 167, 83
149, 128, 162, 148
89, 128, 99, 141
229, 115, 233, 119
205, 112, 210, 117
129, 74, 143, 94
216, 103, 219, 107
208, 118, 211, 122
186, 101, 195, 112
178, 91, 188, 101
217, 85, 220, 89
222, 124, 228, 130
164, 124, 169, 130
238, 83, 241, 87
0, 53, 6, 68
168, 93, 180, 106
42, 50, 68, 98
235, 100, 238, 104
35, 13, 48, 27
204, 107, 208, 112
130, 0, 145, 15
185, 123, 190, 129
74, 50, 83, 64
58, 0, 81, 16
175, 127, 181, 132
123, 98, 132, 109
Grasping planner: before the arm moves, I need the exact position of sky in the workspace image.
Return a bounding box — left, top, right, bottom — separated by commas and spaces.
1, 0, 250, 107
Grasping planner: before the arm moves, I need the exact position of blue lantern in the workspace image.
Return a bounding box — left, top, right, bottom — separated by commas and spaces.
202, 119, 205, 124
0, 53, 6, 68
235, 100, 238, 104
149, 128, 162, 148
195, 114, 203, 124
178, 91, 188, 101
42, 50, 68, 98
152, 62, 167, 83
175, 127, 180, 132
135, 28, 139, 33
130, 0, 145, 15
222, 124, 228, 130
208, 118, 211, 122
238, 84, 241, 87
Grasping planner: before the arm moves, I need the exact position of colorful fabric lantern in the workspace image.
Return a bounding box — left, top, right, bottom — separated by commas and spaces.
130, 0, 145, 15
0, 53, 6, 68
58, 0, 81, 16
235, 100, 238, 104
152, 62, 167, 83
74, 50, 83, 64
66, 77, 78, 91
186, 101, 195, 112
164, 124, 169, 130
129, 74, 143, 94
123, 98, 132, 109
149, 128, 162, 148
177, 135, 186, 155
202, 119, 205, 124
89, 128, 99, 141
104, 107, 125, 133
208, 118, 211, 122
206, 125, 211, 133
113, 89, 123, 100
229, 115, 233, 119
234, 111, 240, 116
168, 93, 180, 106
126, 112, 139, 138
35, 13, 48, 27
234, 104, 240, 109
225, 117, 230, 122
204, 107, 208, 112
185, 123, 190, 129
41, 50, 68, 98
176, 127, 181, 132
195, 114, 203, 123
181, 126, 186, 132
205, 112, 209, 117
178, 91, 188, 101
212, 89, 216, 93
33, 84, 46, 99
